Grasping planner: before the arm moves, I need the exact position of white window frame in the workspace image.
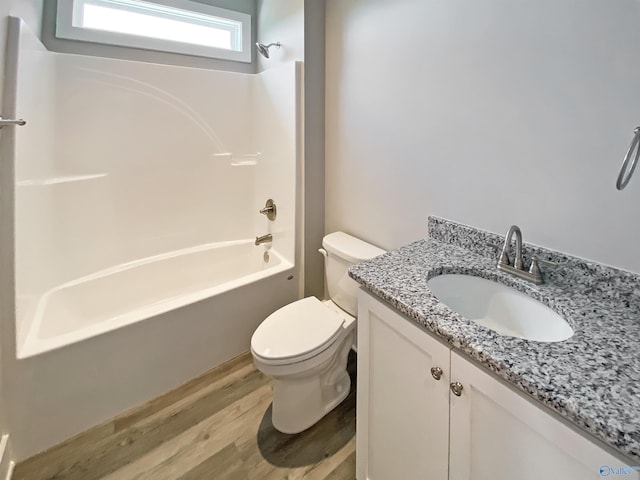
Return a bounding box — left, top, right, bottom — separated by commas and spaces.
56, 0, 252, 63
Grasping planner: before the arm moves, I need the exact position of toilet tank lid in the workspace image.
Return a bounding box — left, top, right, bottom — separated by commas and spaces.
322, 232, 385, 264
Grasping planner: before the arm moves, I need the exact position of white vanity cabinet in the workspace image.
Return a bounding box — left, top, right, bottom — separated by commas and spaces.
356, 289, 450, 480
356, 290, 639, 480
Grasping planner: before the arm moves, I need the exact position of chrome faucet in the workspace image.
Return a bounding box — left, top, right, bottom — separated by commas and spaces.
497, 225, 543, 284
255, 233, 273, 246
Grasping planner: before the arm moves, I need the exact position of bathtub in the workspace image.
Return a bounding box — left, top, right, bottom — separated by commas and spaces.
18, 239, 292, 358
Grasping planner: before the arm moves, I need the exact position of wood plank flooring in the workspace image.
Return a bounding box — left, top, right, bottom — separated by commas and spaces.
13, 351, 357, 480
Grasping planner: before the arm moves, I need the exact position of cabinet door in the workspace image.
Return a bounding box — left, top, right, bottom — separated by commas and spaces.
449, 351, 639, 480
356, 291, 450, 480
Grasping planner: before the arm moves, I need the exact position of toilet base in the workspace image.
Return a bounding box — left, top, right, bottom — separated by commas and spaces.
270, 333, 353, 434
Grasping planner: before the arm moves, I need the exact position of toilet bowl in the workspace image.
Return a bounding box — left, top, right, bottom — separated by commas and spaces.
250, 232, 385, 434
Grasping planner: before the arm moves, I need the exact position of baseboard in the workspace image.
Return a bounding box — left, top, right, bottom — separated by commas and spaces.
0, 435, 14, 480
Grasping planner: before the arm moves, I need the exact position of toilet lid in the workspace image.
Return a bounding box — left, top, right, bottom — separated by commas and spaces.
251, 297, 345, 363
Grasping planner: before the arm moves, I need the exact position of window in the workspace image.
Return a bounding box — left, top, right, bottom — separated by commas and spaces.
56, 0, 251, 62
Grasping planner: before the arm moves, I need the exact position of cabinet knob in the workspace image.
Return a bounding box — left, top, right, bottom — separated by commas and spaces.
430, 366, 443, 380
450, 382, 464, 396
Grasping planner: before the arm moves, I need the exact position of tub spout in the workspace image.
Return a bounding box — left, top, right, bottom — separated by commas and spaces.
255, 234, 273, 246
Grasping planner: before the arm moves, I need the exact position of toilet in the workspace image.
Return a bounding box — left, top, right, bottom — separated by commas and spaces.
250, 232, 385, 434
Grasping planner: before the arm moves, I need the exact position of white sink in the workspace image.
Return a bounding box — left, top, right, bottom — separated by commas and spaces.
427, 274, 574, 342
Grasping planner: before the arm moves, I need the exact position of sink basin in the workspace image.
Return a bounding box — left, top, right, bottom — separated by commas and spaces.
427, 274, 573, 342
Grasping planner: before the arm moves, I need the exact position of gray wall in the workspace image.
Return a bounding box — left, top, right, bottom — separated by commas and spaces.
302, 0, 325, 298
325, 0, 640, 274
42, 0, 258, 73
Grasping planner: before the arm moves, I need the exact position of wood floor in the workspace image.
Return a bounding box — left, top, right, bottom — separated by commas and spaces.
13, 352, 357, 480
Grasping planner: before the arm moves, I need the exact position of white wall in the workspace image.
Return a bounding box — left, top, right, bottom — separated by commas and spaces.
325, 0, 640, 274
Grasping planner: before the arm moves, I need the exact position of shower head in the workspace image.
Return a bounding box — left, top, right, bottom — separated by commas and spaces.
256, 42, 281, 59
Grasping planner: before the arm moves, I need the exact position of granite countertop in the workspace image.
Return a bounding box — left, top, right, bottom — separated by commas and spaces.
348, 217, 640, 462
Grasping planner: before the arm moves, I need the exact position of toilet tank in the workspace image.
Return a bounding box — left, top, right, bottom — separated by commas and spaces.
322, 232, 385, 316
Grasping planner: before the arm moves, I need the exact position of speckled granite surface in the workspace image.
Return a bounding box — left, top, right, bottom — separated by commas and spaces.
349, 216, 640, 462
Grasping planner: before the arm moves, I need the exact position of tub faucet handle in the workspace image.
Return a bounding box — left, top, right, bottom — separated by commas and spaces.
259, 199, 277, 221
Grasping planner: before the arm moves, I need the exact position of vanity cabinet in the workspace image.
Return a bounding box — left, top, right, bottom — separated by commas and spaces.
356, 289, 450, 480
356, 290, 638, 480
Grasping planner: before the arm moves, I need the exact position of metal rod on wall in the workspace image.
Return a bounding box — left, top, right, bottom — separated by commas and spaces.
0, 116, 26, 128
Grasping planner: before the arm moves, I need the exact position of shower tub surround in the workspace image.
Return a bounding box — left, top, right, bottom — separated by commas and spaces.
2, 17, 300, 459
11, 17, 299, 358
349, 217, 640, 462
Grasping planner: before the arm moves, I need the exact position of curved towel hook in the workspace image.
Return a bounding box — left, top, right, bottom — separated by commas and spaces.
616, 126, 640, 190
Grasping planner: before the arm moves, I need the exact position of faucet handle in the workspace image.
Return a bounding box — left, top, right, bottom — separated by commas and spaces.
259, 199, 277, 221
534, 258, 566, 268
498, 250, 510, 266
528, 258, 544, 284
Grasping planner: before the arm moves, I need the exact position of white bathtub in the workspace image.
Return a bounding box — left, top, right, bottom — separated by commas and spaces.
18, 240, 292, 358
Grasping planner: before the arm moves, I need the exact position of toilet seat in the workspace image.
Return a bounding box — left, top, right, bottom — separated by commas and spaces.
251, 297, 345, 365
